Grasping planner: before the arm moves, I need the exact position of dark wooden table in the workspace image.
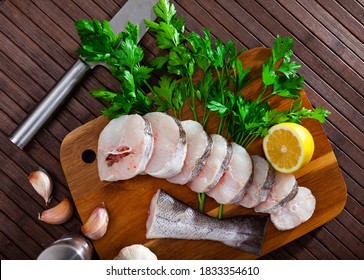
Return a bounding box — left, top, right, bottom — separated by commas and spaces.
1, 0, 363, 260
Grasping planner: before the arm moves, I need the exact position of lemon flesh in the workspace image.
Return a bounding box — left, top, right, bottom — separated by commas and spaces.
263, 123, 314, 173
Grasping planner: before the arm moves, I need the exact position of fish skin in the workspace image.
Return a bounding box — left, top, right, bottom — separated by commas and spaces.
239, 155, 276, 208
167, 120, 213, 185
188, 134, 233, 193
190, 133, 213, 180
254, 172, 298, 214
258, 162, 276, 203
143, 112, 187, 178
146, 189, 269, 256
207, 143, 253, 204
142, 117, 154, 164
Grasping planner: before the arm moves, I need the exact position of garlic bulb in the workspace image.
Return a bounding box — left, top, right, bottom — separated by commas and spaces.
114, 244, 158, 260
28, 169, 53, 206
81, 202, 109, 240
38, 198, 73, 224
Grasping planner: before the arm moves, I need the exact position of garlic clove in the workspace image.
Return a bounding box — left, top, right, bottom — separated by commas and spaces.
38, 198, 73, 225
114, 244, 158, 260
81, 202, 109, 240
28, 169, 53, 206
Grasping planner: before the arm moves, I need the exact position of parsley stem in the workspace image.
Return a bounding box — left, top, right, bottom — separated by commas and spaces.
218, 204, 223, 219
185, 77, 198, 121
217, 116, 225, 135
240, 133, 258, 149
191, 92, 198, 121
257, 92, 274, 104
246, 134, 259, 148
144, 80, 154, 95
202, 105, 210, 128
257, 85, 268, 103
197, 193, 205, 212
224, 117, 231, 139
237, 131, 249, 146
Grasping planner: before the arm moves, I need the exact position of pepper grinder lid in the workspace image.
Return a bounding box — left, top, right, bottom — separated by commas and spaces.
37, 232, 93, 260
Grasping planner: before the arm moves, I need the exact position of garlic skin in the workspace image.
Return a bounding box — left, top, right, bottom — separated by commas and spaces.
114, 244, 158, 260
28, 169, 53, 206
38, 198, 73, 225
81, 202, 109, 240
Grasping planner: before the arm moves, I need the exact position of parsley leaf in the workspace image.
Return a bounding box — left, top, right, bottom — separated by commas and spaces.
259, 35, 304, 102
188, 29, 214, 73
152, 76, 182, 113
75, 19, 153, 117
153, 0, 176, 24
144, 0, 184, 50
75, 19, 122, 63
90, 88, 117, 102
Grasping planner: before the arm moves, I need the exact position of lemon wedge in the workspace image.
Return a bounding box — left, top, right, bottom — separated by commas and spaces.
263, 123, 314, 173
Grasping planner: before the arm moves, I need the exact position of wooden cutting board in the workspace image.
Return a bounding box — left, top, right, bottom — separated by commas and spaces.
60, 48, 347, 260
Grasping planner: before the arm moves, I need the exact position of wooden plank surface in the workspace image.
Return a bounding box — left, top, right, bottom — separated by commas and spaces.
1, 0, 363, 259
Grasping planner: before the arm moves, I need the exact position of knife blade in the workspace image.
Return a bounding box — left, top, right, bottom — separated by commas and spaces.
9, 0, 158, 149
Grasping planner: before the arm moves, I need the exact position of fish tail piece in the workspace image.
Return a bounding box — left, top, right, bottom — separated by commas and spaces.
221, 215, 269, 256
146, 189, 269, 256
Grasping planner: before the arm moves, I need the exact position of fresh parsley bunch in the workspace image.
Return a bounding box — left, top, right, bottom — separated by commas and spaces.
74, 0, 330, 147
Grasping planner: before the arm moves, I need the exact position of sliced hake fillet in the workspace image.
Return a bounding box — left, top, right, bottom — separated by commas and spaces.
97, 114, 153, 181
207, 143, 253, 204
254, 172, 298, 213
144, 112, 187, 178
188, 134, 233, 193
239, 155, 275, 208
167, 120, 213, 185
271, 186, 316, 231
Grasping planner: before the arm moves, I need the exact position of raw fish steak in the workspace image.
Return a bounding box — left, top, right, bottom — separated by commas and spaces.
240, 155, 275, 208
255, 172, 298, 213
144, 112, 187, 178
270, 186, 316, 230
167, 120, 212, 185
207, 143, 253, 204
188, 134, 232, 193
97, 114, 153, 181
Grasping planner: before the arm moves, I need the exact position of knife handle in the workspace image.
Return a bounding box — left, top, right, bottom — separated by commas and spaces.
9, 58, 91, 149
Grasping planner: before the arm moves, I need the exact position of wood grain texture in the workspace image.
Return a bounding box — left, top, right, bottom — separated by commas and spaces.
1, 0, 363, 260
60, 48, 347, 260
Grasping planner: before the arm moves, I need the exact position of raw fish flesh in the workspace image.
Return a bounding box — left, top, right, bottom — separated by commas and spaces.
240, 155, 275, 208
167, 120, 213, 185
144, 112, 187, 178
207, 143, 253, 204
254, 172, 298, 213
270, 186, 316, 231
97, 113, 316, 233
188, 134, 232, 193
97, 114, 153, 181
146, 189, 269, 255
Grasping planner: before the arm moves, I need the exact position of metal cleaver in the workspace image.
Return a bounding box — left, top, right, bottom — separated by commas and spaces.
9, 0, 158, 149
